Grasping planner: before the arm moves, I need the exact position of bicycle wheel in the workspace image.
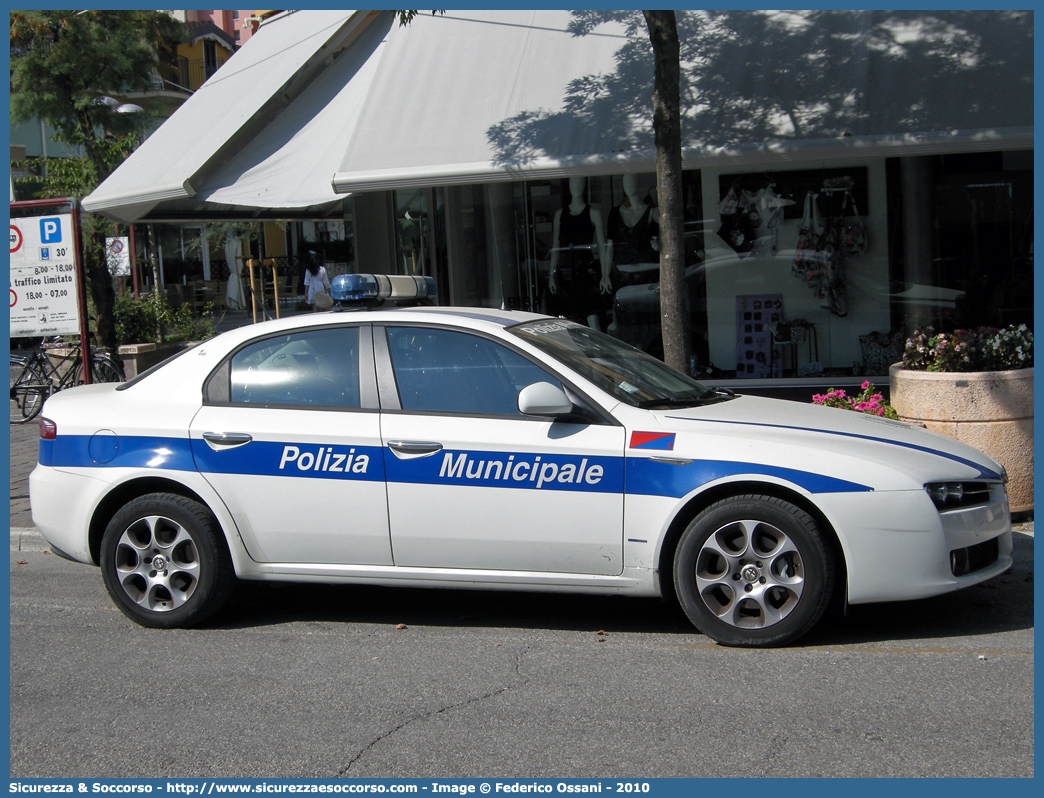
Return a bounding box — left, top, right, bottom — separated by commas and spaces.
10, 357, 48, 424
91, 355, 125, 384
73, 353, 125, 387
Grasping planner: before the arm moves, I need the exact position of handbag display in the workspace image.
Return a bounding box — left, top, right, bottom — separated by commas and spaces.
717, 182, 740, 216
792, 191, 848, 317
791, 192, 824, 290
841, 191, 868, 257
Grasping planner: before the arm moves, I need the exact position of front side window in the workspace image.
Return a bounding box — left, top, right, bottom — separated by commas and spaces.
386, 326, 561, 416
230, 327, 360, 408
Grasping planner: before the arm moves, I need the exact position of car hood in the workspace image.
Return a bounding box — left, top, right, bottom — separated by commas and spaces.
642, 394, 1004, 491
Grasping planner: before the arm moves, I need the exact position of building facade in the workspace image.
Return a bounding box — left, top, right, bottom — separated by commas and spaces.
84, 10, 1034, 389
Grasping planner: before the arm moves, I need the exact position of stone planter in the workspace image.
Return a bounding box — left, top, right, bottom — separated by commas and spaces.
117, 341, 199, 378
890, 364, 1034, 514
48, 341, 199, 381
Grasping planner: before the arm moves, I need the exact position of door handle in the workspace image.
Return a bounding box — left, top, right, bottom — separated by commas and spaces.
387, 440, 443, 459
202, 432, 253, 449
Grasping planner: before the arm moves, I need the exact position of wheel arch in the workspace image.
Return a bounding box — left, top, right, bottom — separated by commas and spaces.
655, 479, 848, 608
89, 477, 223, 566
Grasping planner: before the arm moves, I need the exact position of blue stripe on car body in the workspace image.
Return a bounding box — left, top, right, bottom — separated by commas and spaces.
40, 435, 871, 497
664, 415, 1002, 481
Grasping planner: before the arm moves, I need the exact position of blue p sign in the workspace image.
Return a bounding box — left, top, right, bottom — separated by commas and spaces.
40, 217, 62, 244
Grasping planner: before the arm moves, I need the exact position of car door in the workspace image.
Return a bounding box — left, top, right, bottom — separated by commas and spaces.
190, 323, 392, 565
377, 324, 625, 576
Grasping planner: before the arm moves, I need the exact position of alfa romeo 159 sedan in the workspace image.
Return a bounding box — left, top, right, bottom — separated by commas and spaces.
29, 274, 1012, 647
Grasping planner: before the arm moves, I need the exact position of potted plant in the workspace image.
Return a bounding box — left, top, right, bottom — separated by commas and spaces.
812, 381, 900, 419
889, 325, 1033, 514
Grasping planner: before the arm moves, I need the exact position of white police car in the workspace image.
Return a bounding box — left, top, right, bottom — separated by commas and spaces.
29, 274, 1012, 646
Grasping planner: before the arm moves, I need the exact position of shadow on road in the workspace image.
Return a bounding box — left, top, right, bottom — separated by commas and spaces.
207, 532, 1033, 648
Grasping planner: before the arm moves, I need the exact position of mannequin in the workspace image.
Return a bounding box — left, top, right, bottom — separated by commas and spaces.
746, 183, 794, 256
548, 176, 609, 330
606, 173, 660, 287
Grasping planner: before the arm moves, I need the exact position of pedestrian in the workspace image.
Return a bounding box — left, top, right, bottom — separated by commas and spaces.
303, 251, 332, 311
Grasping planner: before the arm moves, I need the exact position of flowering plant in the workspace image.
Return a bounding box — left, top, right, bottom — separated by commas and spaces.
812, 382, 899, 419
902, 324, 1033, 372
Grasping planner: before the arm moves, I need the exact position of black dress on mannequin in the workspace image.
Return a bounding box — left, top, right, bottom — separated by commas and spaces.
551, 205, 604, 323
607, 203, 659, 288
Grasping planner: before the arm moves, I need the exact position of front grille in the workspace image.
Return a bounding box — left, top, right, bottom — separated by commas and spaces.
950, 537, 1000, 577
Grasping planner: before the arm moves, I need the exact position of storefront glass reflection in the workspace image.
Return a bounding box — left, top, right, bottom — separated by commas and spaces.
423, 150, 1031, 382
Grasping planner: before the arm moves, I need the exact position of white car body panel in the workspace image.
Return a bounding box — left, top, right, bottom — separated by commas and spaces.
190, 404, 391, 565
29, 306, 1013, 623
380, 411, 625, 575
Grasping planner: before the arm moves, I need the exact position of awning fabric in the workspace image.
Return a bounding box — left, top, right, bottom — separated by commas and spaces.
82, 10, 373, 221
330, 9, 1033, 193
84, 9, 1033, 222
332, 10, 640, 193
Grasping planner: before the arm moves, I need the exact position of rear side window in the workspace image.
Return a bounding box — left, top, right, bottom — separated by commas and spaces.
386, 327, 561, 416
228, 327, 361, 408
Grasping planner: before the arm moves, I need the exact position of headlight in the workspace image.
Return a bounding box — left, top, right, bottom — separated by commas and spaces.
925, 481, 992, 511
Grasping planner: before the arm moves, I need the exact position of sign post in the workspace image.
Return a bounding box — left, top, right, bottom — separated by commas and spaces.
10, 197, 93, 383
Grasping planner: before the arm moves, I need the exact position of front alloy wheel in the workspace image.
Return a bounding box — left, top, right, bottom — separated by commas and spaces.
100, 493, 234, 628
674, 494, 835, 647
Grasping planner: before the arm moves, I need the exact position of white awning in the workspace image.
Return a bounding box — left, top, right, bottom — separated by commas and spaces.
82, 10, 376, 221
332, 11, 641, 193
330, 9, 1033, 193
84, 9, 1033, 222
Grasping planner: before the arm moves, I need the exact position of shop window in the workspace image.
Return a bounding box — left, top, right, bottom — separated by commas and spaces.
394, 188, 436, 277
929, 153, 1033, 331
699, 164, 894, 380
428, 152, 1030, 385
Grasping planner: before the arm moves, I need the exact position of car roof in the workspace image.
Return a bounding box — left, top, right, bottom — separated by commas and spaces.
118, 306, 554, 399
201, 305, 551, 353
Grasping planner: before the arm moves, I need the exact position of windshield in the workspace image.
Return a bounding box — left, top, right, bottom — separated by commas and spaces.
509, 319, 724, 408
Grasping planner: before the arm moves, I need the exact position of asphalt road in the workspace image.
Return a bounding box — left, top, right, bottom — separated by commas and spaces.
9, 526, 1034, 779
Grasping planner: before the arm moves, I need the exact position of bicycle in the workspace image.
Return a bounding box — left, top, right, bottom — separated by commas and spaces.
10, 338, 125, 424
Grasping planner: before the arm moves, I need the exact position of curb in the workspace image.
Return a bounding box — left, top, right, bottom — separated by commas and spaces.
11, 527, 51, 552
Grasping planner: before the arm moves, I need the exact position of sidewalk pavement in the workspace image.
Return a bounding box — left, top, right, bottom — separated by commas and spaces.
10, 410, 1034, 551
10, 419, 37, 534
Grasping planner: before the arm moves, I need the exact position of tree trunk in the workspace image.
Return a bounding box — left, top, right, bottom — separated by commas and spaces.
643, 10, 691, 374
82, 216, 119, 350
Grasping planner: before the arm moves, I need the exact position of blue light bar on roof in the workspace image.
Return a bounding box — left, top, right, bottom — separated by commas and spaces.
331, 273, 378, 301
330, 273, 437, 303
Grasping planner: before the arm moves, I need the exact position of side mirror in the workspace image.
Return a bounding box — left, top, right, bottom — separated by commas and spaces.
518, 382, 574, 417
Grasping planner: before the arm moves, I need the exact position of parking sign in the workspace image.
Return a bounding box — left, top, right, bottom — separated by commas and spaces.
10, 213, 81, 337
40, 217, 63, 244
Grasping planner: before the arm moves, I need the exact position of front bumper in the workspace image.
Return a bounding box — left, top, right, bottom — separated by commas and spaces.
817, 485, 1012, 605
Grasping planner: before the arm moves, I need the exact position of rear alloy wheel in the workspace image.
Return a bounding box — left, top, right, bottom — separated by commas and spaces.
100, 493, 234, 628
674, 494, 835, 647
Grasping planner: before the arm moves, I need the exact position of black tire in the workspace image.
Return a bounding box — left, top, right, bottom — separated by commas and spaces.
673, 494, 835, 647
10, 357, 47, 424
100, 493, 234, 628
